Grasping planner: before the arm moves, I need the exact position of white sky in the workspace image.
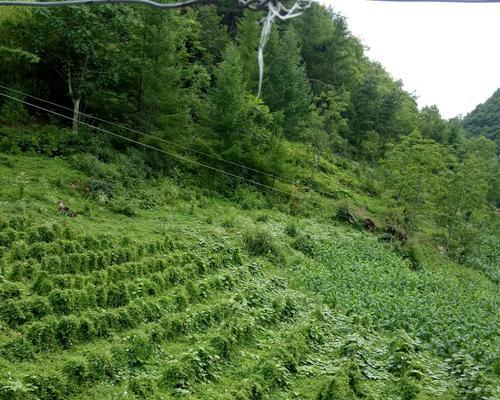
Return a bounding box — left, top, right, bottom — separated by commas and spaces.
320, 0, 500, 118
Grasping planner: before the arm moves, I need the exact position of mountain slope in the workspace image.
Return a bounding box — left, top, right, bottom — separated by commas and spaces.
463, 89, 500, 148
0, 153, 498, 400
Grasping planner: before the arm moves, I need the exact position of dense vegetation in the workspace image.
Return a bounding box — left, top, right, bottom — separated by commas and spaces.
0, 2, 498, 399
463, 89, 500, 150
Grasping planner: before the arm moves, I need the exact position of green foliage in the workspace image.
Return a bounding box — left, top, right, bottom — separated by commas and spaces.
263, 26, 312, 138
0, 125, 80, 156
110, 198, 136, 217
292, 232, 316, 257
0, 97, 28, 126
383, 132, 449, 233
244, 228, 280, 257
0, 3, 498, 398
462, 88, 500, 149
232, 186, 268, 210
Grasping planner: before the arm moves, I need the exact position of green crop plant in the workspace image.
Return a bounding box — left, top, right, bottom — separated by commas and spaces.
0, 151, 498, 399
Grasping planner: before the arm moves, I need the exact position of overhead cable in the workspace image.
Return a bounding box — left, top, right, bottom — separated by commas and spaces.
0, 85, 339, 198
0, 90, 313, 200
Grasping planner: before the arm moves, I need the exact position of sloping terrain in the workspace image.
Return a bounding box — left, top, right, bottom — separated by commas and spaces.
463, 89, 500, 148
0, 153, 498, 400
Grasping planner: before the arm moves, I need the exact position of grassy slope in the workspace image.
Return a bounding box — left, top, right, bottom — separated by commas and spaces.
0, 153, 498, 400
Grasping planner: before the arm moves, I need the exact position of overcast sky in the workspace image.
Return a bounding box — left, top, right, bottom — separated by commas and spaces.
319, 0, 500, 118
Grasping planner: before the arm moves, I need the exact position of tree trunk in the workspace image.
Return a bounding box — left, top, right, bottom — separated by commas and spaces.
72, 97, 80, 135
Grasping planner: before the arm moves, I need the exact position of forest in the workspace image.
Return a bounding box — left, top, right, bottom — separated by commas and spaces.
0, 2, 498, 399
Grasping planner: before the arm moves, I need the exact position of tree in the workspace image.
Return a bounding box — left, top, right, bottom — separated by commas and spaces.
236, 10, 261, 93
438, 154, 491, 259
263, 26, 312, 139
294, 4, 364, 94
208, 43, 284, 177
419, 105, 448, 143
208, 43, 247, 139
462, 88, 500, 150
13, 7, 142, 134
383, 132, 449, 233
301, 106, 329, 180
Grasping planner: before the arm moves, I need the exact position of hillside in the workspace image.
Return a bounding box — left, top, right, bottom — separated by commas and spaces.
0, 2, 499, 399
463, 89, 500, 148
0, 149, 498, 400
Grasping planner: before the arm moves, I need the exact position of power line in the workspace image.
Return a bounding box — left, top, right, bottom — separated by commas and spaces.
0, 85, 339, 198
0, 0, 205, 9
0, 90, 312, 200
0, 0, 498, 7
0, 85, 288, 183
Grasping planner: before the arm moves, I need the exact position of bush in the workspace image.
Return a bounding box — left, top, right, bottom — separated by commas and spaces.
244, 228, 280, 257
110, 198, 136, 217
0, 98, 28, 126
128, 374, 157, 398
26, 318, 58, 351
63, 357, 89, 385
86, 349, 117, 381
0, 227, 16, 247
25, 373, 68, 400
292, 232, 316, 257
0, 125, 80, 156
125, 333, 153, 367
334, 201, 359, 225
284, 220, 299, 237
86, 178, 116, 202
48, 289, 74, 314
258, 359, 290, 389
56, 316, 80, 348
232, 186, 268, 210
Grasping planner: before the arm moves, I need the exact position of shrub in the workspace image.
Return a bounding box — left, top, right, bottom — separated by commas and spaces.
48, 289, 74, 314
0, 378, 36, 400
125, 333, 153, 367
86, 349, 117, 381
7, 261, 34, 281
31, 272, 53, 295
0, 99, 29, 126
284, 220, 299, 237
26, 318, 58, 351
0, 299, 31, 327
128, 374, 157, 398
0, 227, 16, 247
25, 373, 68, 400
28, 297, 52, 319
106, 283, 130, 308
232, 186, 268, 210
210, 334, 236, 360
244, 228, 280, 257
110, 198, 136, 217
1, 337, 34, 361
292, 232, 316, 257
63, 357, 89, 385
0, 282, 21, 300
86, 178, 115, 202
0, 125, 80, 156
316, 374, 356, 400
334, 201, 359, 225
255, 213, 269, 223
56, 316, 80, 348
258, 359, 290, 389
37, 225, 56, 243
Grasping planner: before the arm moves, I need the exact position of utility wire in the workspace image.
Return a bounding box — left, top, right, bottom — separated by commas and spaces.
0, 90, 312, 200
0, 85, 286, 182
0, 0, 205, 8
0, 0, 498, 6
0, 85, 339, 198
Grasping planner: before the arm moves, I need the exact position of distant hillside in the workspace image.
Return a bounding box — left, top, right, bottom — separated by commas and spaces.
463, 89, 500, 148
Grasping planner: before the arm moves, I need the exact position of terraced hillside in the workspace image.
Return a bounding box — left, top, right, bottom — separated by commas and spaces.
0, 154, 498, 399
